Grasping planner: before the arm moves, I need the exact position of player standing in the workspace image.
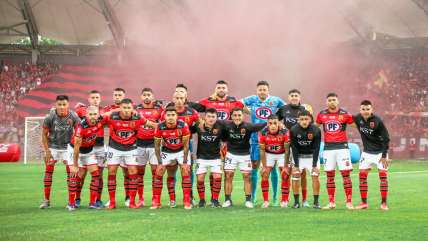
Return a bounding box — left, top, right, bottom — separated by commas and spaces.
104, 98, 157, 209
191, 108, 225, 208
152, 107, 192, 209
315, 93, 356, 210
39, 95, 80, 209
353, 100, 390, 211
289, 110, 322, 209
258, 114, 291, 208
276, 89, 314, 207
220, 107, 267, 208
68, 106, 107, 211
74, 90, 107, 207
134, 88, 163, 207
242, 81, 285, 206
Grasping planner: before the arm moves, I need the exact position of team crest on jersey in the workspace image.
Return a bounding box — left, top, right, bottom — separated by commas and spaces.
130, 122, 135, 128
241, 128, 246, 134
67, 119, 72, 125
97, 123, 102, 128
269, 101, 273, 106
339, 115, 343, 120
100, 110, 104, 114
370, 122, 374, 128
177, 130, 182, 136
308, 134, 313, 139
278, 136, 283, 142
185, 117, 190, 123
153, 111, 158, 116
226, 102, 230, 107
213, 129, 218, 134
255, 107, 272, 120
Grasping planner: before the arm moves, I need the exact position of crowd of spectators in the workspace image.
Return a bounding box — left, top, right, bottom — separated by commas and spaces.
353, 50, 428, 113
0, 59, 60, 143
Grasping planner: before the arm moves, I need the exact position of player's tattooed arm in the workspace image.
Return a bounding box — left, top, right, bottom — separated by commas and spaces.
259, 144, 269, 177
154, 138, 162, 165
42, 128, 53, 164
282, 142, 291, 175
182, 135, 190, 173
71, 137, 82, 177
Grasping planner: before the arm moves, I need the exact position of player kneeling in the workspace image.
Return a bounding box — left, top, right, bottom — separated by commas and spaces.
289, 110, 322, 209
68, 106, 107, 211
258, 114, 291, 209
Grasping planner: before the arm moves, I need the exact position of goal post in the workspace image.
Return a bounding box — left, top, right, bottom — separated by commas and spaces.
24, 117, 45, 164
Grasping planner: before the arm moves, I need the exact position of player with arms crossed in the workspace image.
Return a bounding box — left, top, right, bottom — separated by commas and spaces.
74, 90, 107, 208
353, 100, 390, 211
105, 98, 157, 209
315, 93, 356, 210
289, 110, 322, 209
258, 114, 290, 209
152, 107, 192, 209
242, 81, 285, 206
134, 88, 163, 207
68, 106, 108, 211
191, 108, 226, 208
40, 95, 80, 209
276, 89, 314, 207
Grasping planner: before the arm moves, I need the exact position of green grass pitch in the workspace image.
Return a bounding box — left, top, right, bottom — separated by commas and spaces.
0, 160, 427, 241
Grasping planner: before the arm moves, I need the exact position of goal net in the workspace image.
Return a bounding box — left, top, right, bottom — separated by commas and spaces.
24, 117, 111, 164
24, 117, 46, 164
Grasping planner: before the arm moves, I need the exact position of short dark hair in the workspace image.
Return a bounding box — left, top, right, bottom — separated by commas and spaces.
121, 98, 133, 105
142, 88, 153, 94
298, 110, 311, 117
257, 81, 269, 88
216, 80, 227, 85
289, 89, 301, 95
326, 93, 337, 99
360, 100, 372, 106
175, 84, 187, 91
89, 90, 100, 95
56, 95, 68, 101
205, 108, 217, 115
165, 106, 177, 114
267, 114, 278, 120
114, 88, 125, 93
231, 107, 243, 114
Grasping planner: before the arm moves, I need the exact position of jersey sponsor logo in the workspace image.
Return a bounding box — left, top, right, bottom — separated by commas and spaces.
298, 140, 312, 146
241, 128, 246, 134
370, 122, 374, 128
329, 116, 335, 119
308, 134, 313, 139
267, 145, 281, 151
285, 117, 298, 124
167, 138, 181, 145
141, 125, 152, 130
67, 119, 72, 125
359, 127, 373, 135
117, 130, 133, 138
213, 129, 218, 134
325, 120, 342, 133
217, 110, 230, 120
230, 133, 245, 139
339, 115, 343, 120
84, 135, 97, 143
255, 107, 272, 119
201, 135, 218, 141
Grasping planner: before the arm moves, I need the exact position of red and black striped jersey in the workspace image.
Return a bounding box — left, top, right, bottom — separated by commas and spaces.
106, 112, 148, 151
154, 120, 190, 153
75, 106, 107, 146
258, 127, 290, 154
195, 95, 244, 120
161, 106, 200, 126
315, 108, 354, 150
135, 103, 163, 148
71, 115, 107, 154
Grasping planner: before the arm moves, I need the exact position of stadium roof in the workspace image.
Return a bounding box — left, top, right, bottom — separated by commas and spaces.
1, 0, 428, 45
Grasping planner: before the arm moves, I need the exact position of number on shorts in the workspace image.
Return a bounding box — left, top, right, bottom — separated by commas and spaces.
69, 153, 73, 160
225, 157, 232, 165
196, 163, 200, 170
107, 152, 113, 159
360, 157, 365, 163
161, 153, 167, 160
